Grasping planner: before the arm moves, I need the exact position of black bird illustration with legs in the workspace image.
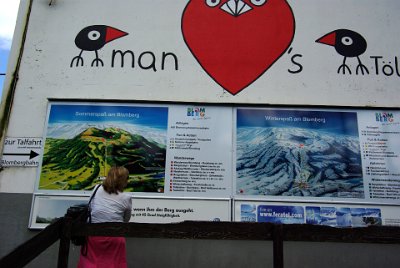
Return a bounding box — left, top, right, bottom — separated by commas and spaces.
70, 25, 128, 67
316, 29, 369, 75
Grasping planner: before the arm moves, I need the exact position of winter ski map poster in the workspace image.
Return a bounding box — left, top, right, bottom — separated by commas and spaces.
235, 108, 400, 204
235, 108, 400, 203
38, 103, 168, 193
235, 108, 363, 200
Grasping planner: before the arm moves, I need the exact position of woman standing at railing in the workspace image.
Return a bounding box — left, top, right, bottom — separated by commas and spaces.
78, 166, 132, 268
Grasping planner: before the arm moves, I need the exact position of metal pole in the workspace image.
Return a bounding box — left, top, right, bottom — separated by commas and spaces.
57, 216, 71, 268
273, 224, 284, 268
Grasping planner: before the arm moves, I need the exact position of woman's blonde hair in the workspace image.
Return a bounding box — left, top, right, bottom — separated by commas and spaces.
103, 166, 129, 194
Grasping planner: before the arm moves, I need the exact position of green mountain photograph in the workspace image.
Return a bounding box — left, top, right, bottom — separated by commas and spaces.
39, 126, 166, 192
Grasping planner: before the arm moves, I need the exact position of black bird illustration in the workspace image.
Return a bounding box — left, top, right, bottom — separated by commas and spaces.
70, 25, 128, 67
316, 29, 368, 75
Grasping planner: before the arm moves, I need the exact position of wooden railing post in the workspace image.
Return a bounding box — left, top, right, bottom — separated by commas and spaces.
0, 218, 64, 267
57, 237, 70, 268
57, 217, 70, 268
273, 224, 284, 268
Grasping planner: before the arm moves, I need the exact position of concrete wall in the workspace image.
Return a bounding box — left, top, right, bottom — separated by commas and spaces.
2, 192, 400, 268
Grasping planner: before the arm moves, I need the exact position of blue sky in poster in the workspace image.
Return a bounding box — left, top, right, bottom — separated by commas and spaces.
237, 108, 359, 136
48, 104, 168, 129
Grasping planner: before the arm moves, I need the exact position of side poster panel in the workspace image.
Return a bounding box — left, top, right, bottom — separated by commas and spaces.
29, 195, 89, 229
30, 195, 231, 228
234, 200, 400, 227
32, 102, 233, 227
131, 197, 231, 223
36, 102, 233, 198
235, 108, 400, 205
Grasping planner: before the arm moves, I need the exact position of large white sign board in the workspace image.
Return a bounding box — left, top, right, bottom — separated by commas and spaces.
11, 0, 400, 106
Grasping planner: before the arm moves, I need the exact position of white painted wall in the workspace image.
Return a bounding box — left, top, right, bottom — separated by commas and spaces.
1, 0, 400, 193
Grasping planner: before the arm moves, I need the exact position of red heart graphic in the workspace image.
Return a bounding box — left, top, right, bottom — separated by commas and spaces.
182, 0, 295, 95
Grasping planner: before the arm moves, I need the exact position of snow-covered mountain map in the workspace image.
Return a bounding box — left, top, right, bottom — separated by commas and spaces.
236, 108, 364, 199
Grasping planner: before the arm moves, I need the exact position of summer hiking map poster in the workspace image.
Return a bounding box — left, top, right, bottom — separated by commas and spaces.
235, 108, 364, 201
38, 103, 168, 192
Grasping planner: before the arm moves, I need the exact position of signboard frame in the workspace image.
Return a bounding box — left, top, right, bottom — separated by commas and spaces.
30, 100, 400, 227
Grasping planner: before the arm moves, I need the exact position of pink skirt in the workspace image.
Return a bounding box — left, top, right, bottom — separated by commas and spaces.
77, 236, 127, 268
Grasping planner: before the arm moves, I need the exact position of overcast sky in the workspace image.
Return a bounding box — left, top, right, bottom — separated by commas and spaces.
0, 0, 20, 97
0, 0, 20, 50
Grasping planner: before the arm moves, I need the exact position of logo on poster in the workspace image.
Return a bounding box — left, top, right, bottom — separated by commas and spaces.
187, 107, 206, 118
375, 112, 394, 123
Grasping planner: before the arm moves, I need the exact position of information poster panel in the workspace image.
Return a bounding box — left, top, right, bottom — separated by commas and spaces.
235, 108, 400, 205
131, 197, 230, 223
164, 105, 233, 197
234, 200, 400, 227
358, 112, 400, 202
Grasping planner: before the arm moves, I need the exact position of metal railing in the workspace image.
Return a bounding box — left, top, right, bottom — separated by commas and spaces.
1, 212, 400, 268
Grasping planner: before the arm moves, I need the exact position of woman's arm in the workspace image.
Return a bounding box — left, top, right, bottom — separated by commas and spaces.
122, 195, 133, 223
123, 209, 131, 223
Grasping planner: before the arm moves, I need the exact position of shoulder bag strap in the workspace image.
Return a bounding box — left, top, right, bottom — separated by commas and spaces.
88, 184, 101, 205
87, 184, 101, 223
